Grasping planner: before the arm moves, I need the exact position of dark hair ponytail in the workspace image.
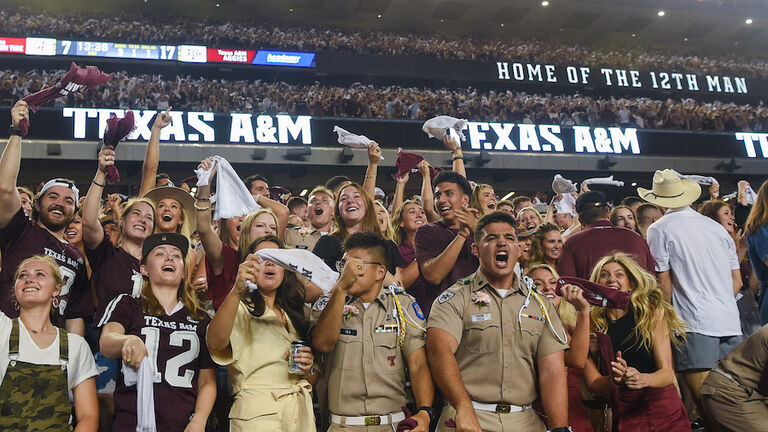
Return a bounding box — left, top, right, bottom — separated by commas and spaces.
243, 235, 309, 339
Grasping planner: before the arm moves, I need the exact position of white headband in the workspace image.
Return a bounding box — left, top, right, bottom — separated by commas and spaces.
39, 179, 80, 203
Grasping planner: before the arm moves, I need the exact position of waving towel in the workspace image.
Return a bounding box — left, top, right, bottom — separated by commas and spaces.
101, 111, 135, 184
333, 126, 383, 160
18, 63, 113, 136
722, 185, 758, 205
557, 276, 631, 310
552, 174, 577, 194
392, 148, 440, 180
255, 248, 339, 293
554, 193, 577, 216
582, 175, 625, 187
671, 170, 718, 186
122, 357, 157, 432
422, 115, 468, 141
194, 156, 260, 220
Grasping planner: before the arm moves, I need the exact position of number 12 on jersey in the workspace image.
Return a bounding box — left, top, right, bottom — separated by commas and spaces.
140, 327, 200, 388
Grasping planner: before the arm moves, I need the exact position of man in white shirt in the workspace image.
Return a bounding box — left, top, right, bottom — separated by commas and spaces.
640, 169, 742, 431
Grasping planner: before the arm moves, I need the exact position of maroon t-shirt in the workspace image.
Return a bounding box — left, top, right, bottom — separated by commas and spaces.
204, 243, 239, 309
399, 240, 434, 317
557, 220, 656, 279
103, 295, 214, 432
0, 208, 92, 322
87, 236, 141, 326
414, 221, 479, 310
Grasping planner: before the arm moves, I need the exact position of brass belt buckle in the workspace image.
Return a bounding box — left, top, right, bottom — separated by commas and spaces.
495, 403, 511, 413
365, 416, 382, 426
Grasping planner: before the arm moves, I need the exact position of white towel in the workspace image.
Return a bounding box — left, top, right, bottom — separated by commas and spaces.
255, 248, 339, 294
582, 175, 625, 187
333, 126, 383, 160
122, 357, 156, 432
555, 193, 577, 216
194, 156, 260, 220
552, 174, 577, 194
723, 186, 758, 205
671, 170, 718, 186
422, 115, 468, 141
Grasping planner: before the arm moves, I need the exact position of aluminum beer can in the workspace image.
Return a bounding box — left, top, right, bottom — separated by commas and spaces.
289, 340, 306, 374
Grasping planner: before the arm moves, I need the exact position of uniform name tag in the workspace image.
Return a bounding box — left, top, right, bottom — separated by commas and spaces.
340, 328, 358, 336
471, 313, 492, 322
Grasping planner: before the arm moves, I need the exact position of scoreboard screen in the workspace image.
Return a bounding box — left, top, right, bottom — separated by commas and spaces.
56, 40, 178, 61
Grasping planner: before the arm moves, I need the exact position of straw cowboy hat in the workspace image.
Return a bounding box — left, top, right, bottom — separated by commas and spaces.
637, 169, 701, 208
143, 186, 196, 233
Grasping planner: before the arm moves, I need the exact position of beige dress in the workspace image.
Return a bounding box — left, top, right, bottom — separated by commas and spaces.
210, 301, 315, 431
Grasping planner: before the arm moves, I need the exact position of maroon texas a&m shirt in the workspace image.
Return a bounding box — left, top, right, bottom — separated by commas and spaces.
87, 236, 141, 326
0, 208, 92, 322
103, 295, 214, 432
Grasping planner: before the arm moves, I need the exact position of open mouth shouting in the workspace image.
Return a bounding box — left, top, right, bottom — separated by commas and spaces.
161, 213, 174, 223
494, 250, 510, 268
161, 264, 176, 273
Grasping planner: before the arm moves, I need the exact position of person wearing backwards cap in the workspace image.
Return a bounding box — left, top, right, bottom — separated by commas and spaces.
99, 233, 216, 432
557, 190, 654, 280
641, 169, 743, 431
0, 101, 92, 335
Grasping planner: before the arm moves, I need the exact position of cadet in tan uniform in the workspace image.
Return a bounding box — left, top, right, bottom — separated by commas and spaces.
427, 211, 571, 432
701, 324, 768, 432
312, 232, 434, 431
284, 186, 335, 251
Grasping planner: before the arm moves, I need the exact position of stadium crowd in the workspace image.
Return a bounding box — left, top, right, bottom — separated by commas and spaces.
2, 8, 768, 79
2, 96, 768, 432
2, 68, 767, 132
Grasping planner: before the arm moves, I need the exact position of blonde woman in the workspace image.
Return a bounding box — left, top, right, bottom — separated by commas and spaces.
470, 183, 497, 215
526, 264, 593, 432
375, 201, 396, 241
100, 233, 216, 432
0, 255, 98, 431
583, 253, 691, 432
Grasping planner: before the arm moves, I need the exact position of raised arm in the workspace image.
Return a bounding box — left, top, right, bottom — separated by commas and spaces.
311, 259, 362, 353
82, 147, 114, 249
443, 136, 466, 179
206, 255, 258, 352
392, 172, 409, 217
0, 101, 27, 228
418, 161, 439, 222
194, 158, 224, 273
419, 208, 477, 286
362, 141, 381, 198
138, 107, 172, 196
561, 286, 591, 369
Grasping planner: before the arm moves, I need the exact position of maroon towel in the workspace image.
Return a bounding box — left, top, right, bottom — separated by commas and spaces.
269, 186, 291, 203
557, 276, 631, 310
101, 111, 135, 184
392, 149, 440, 180
18, 63, 113, 136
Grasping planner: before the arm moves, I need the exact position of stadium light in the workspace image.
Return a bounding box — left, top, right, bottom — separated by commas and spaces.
745, 18, 753, 24
541, 1, 549, 6
299, 189, 309, 197
377, 14, 382, 18
657, 10, 665, 17
501, 191, 516, 201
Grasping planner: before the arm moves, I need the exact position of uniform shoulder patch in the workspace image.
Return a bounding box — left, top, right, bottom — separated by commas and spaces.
412, 302, 425, 320
437, 291, 455, 304
314, 296, 330, 311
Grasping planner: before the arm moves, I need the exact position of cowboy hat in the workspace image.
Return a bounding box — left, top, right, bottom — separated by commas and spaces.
637, 169, 701, 208
143, 186, 196, 232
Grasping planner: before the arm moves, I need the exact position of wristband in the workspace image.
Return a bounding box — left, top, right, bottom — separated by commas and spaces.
416, 406, 435, 424
92, 179, 105, 188
8, 125, 23, 137
457, 231, 469, 239
452, 156, 464, 161
549, 427, 573, 432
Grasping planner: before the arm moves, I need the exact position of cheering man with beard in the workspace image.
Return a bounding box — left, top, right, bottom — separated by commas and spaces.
0, 101, 92, 335
414, 171, 480, 316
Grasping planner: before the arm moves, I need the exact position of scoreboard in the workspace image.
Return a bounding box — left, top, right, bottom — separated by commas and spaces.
0, 36, 314, 67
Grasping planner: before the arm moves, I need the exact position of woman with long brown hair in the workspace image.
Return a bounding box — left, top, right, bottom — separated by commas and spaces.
100, 233, 216, 432
313, 182, 404, 281
528, 222, 563, 268
744, 179, 768, 325
582, 253, 690, 432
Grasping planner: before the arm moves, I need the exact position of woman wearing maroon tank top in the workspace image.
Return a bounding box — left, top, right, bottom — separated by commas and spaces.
582, 253, 691, 432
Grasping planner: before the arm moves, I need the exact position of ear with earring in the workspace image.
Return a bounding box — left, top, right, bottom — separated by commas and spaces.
52, 297, 60, 309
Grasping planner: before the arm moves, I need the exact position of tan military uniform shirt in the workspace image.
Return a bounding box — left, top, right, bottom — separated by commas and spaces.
284, 227, 325, 251
310, 286, 427, 416
428, 270, 568, 405
716, 324, 768, 396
